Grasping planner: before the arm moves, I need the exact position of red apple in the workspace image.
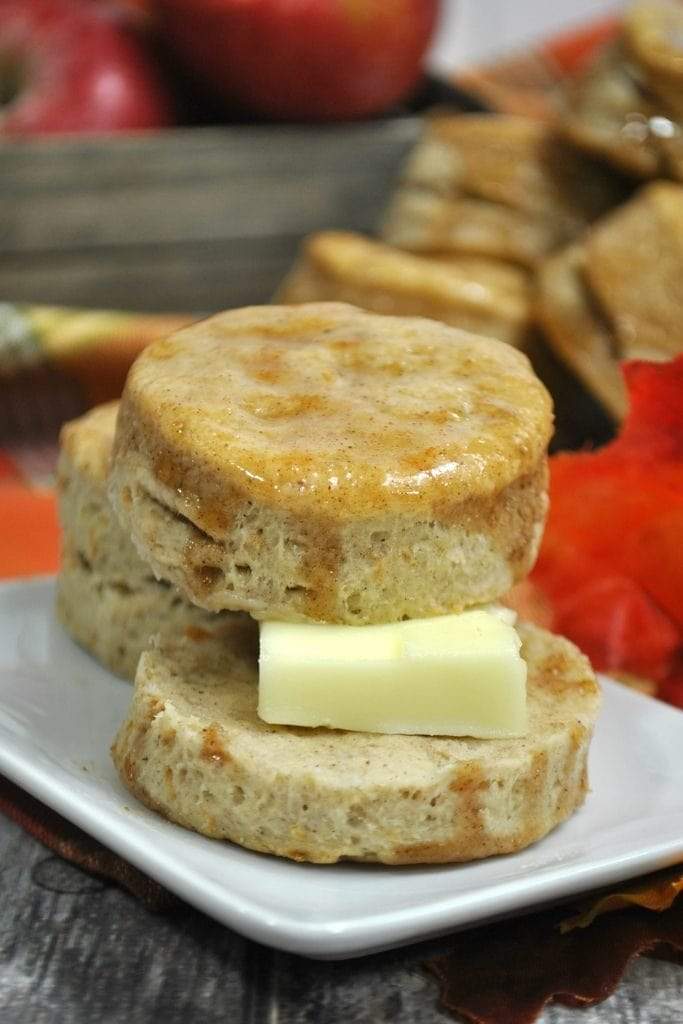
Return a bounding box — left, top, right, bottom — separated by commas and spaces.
0, 0, 173, 135
155, 0, 440, 121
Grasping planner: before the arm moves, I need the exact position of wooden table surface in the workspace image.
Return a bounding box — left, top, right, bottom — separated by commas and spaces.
1, 814, 681, 1024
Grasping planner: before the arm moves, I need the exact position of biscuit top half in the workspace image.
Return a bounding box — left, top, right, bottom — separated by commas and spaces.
114, 303, 552, 529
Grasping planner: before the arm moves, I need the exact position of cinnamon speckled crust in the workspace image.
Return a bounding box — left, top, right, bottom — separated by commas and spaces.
276, 231, 533, 348
109, 303, 553, 624
56, 402, 235, 681
111, 620, 601, 865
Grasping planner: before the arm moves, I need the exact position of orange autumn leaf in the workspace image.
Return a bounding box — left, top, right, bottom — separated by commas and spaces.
531, 356, 683, 706
561, 867, 683, 932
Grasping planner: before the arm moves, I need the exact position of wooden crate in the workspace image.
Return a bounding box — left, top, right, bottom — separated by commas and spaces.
0, 121, 421, 314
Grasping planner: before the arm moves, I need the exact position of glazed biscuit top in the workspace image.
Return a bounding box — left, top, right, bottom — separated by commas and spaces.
59, 401, 119, 483
114, 304, 552, 524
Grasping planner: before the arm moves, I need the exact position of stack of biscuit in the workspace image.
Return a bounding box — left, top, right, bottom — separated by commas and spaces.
58, 302, 600, 865
275, 115, 628, 379
379, 114, 627, 268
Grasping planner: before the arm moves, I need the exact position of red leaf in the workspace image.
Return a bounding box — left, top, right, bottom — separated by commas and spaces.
0, 484, 60, 578
531, 356, 683, 701
552, 575, 680, 680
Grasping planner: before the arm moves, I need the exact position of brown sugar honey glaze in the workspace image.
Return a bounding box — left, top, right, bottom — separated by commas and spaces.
132, 305, 552, 616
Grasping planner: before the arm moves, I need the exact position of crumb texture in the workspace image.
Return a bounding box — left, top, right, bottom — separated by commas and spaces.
112, 620, 601, 865
57, 403, 237, 680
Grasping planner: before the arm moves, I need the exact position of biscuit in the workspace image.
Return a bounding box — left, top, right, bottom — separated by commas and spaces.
535, 244, 627, 421
56, 402, 228, 680
562, 2, 683, 182
276, 231, 532, 348
381, 114, 625, 266
109, 304, 553, 625
561, 42, 661, 180
382, 188, 559, 271
584, 181, 683, 361
536, 182, 683, 420
111, 617, 600, 865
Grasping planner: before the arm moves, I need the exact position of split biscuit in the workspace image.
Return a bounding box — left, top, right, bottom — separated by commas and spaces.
109, 303, 553, 625
112, 617, 600, 865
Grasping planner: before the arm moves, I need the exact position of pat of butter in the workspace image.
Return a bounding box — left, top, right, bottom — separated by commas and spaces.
258, 607, 526, 738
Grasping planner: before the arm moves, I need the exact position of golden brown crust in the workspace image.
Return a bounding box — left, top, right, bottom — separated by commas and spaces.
109, 303, 552, 623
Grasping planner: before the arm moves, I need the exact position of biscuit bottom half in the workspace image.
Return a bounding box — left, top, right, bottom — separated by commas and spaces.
112, 619, 600, 865
56, 549, 230, 682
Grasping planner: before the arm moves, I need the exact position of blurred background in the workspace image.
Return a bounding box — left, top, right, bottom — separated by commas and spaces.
1, 0, 682, 706
431, 0, 622, 68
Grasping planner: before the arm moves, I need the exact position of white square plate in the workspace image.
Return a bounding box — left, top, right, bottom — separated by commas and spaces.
1, 577, 682, 959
